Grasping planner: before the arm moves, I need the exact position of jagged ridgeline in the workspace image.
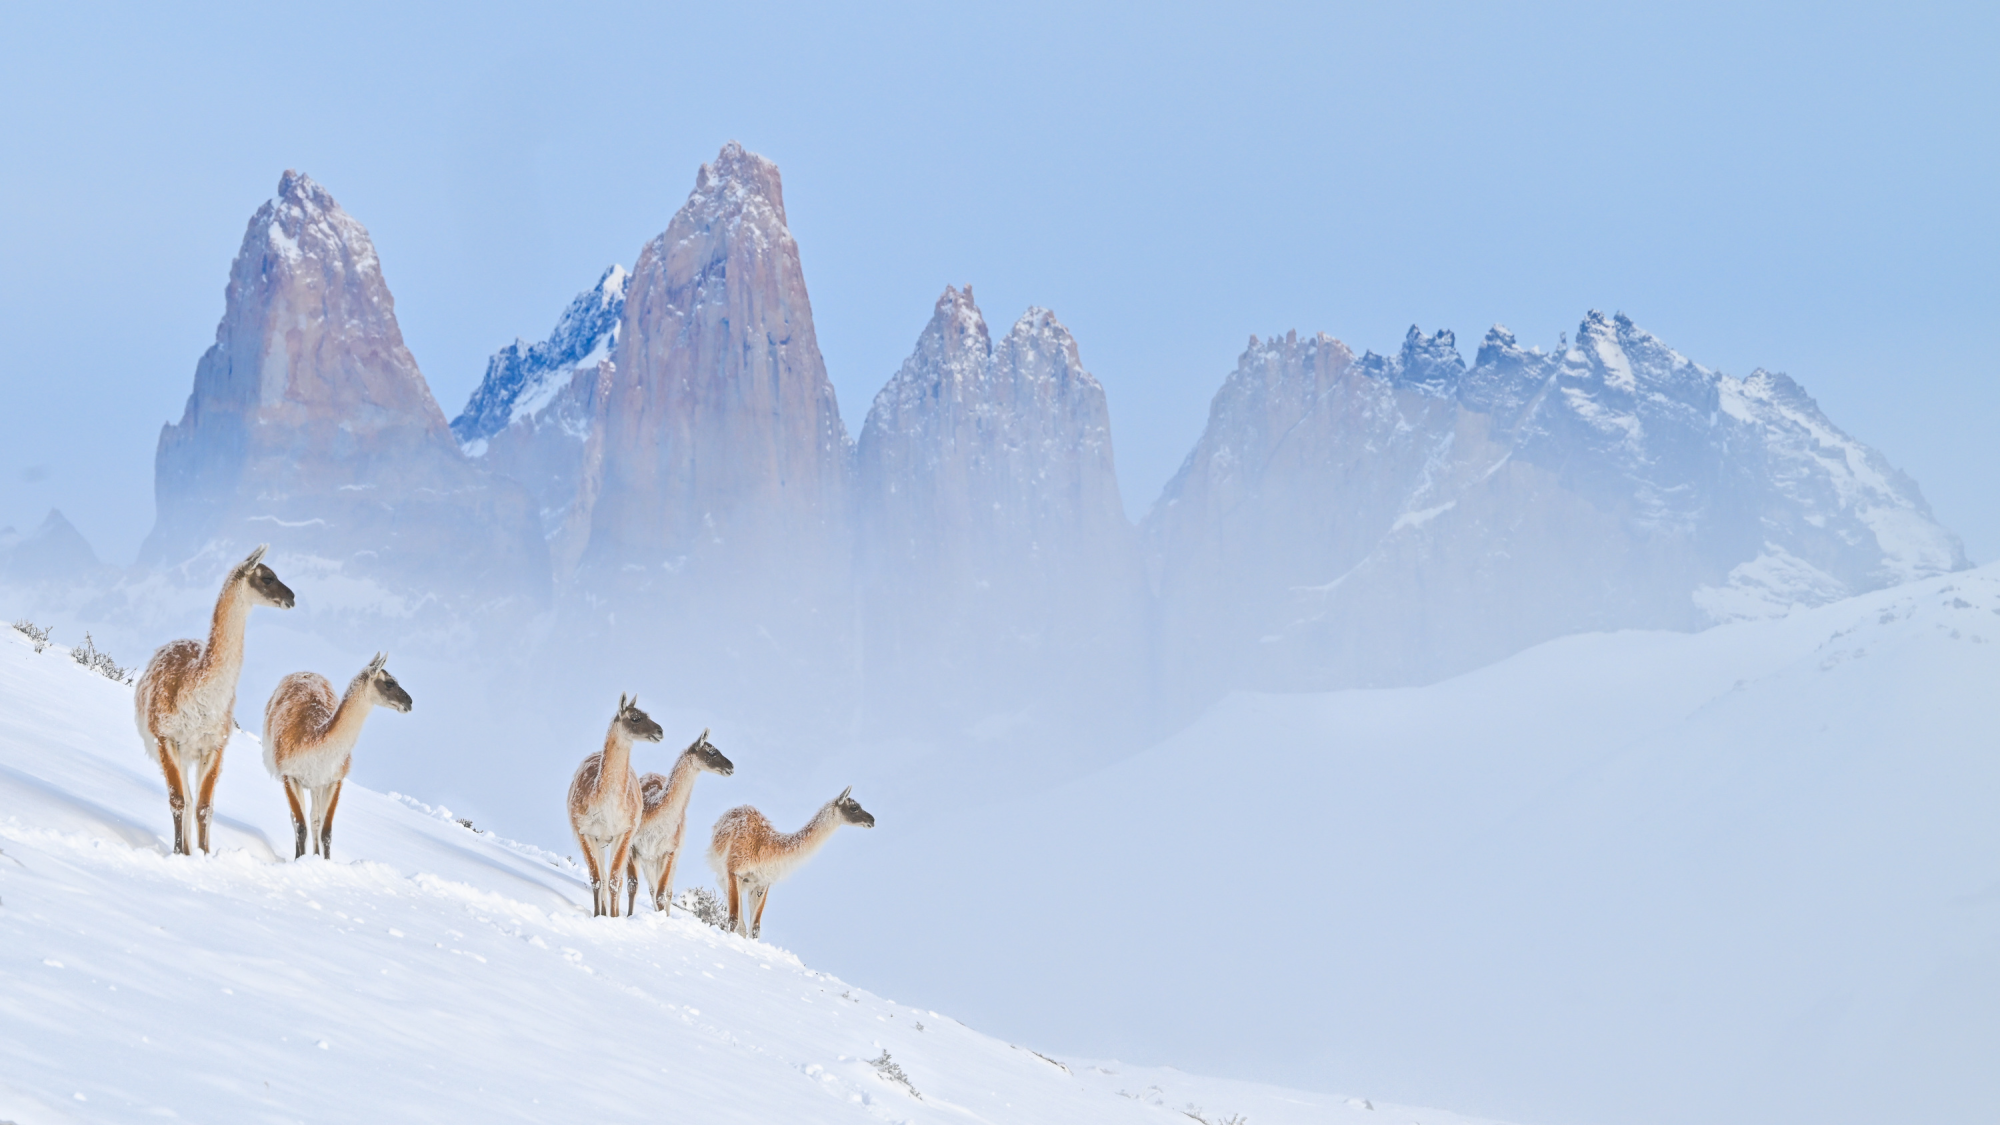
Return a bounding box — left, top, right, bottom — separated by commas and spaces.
137, 144, 1965, 744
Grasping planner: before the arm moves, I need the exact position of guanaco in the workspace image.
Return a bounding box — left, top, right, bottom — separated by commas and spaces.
568, 694, 662, 917
625, 729, 734, 915
134, 545, 294, 855
707, 787, 875, 939
262, 653, 413, 860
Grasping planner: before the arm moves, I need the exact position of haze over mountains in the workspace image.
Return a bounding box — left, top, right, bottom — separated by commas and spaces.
5, 139, 1985, 1125
60, 141, 1962, 747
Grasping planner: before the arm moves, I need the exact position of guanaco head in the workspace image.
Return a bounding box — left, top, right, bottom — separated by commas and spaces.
357, 653, 413, 713
832, 786, 874, 828
615, 693, 665, 743
686, 728, 733, 776
235, 545, 295, 609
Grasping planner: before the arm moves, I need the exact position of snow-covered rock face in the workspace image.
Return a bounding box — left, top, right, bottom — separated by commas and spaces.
854, 287, 1141, 730
1146, 310, 1965, 700
451, 264, 628, 452
140, 172, 548, 644
446, 267, 629, 578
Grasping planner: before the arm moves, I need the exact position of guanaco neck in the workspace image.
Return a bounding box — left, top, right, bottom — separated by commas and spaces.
310, 675, 378, 756
774, 801, 844, 859
194, 577, 251, 684
651, 751, 704, 826
599, 724, 635, 797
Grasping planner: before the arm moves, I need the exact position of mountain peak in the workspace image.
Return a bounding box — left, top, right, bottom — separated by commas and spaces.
688, 141, 787, 227
931, 283, 985, 337
1355, 326, 1463, 395
0, 506, 102, 581
275, 168, 331, 207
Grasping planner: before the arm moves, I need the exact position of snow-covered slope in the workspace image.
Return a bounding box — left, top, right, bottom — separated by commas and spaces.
847, 565, 2000, 1125
0, 626, 1502, 1125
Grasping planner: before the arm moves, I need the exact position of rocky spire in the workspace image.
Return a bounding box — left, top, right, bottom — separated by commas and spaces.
141, 172, 546, 638
582, 142, 848, 582
855, 286, 1140, 733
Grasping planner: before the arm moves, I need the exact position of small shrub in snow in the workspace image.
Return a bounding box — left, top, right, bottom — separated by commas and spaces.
11, 619, 52, 652
868, 1050, 920, 1099
675, 886, 731, 929
69, 632, 133, 684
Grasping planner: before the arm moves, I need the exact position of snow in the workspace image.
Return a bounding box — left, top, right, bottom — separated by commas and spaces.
1692, 543, 1850, 621
865, 566, 2000, 1125
0, 625, 1510, 1125
1390, 501, 1456, 532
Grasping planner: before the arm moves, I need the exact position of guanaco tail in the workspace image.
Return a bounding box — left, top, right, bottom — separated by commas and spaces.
262, 653, 413, 860
567, 694, 662, 917
707, 787, 875, 939
133, 545, 294, 855
625, 728, 734, 915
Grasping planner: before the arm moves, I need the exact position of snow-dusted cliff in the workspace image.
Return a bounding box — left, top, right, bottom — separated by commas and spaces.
451, 265, 628, 577
585, 142, 849, 586
451, 264, 627, 457
139, 171, 547, 643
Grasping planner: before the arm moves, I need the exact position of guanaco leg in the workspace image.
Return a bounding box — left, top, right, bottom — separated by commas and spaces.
654, 851, 679, 913
751, 884, 770, 939
626, 856, 640, 916
282, 778, 309, 858
155, 739, 189, 855
606, 835, 633, 918
193, 750, 222, 854
577, 837, 605, 915
727, 871, 742, 933
318, 781, 344, 860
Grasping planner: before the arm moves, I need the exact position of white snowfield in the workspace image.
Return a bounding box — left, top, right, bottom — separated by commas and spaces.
0, 627, 1505, 1125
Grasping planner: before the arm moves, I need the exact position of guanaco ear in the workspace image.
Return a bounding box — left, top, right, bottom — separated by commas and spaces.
700, 727, 710, 742
618, 692, 628, 711
838, 785, 852, 801
367, 652, 387, 674
244, 544, 269, 568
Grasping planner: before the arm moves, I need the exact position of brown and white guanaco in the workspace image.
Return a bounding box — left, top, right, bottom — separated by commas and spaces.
706, 787, 875, 939
262, 653, 413, 860
133, 545, 294, 855
625, 729, 734, 915
567, 694, 662, 917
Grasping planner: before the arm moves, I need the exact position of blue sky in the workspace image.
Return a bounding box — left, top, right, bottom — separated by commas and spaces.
2, 0, 1995, 561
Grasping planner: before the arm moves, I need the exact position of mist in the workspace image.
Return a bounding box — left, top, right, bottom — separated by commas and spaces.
5, 5, 1999, 1123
